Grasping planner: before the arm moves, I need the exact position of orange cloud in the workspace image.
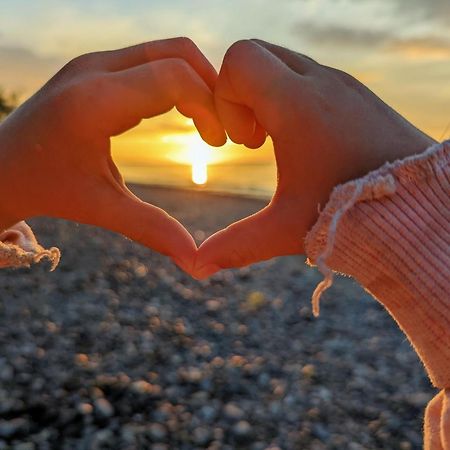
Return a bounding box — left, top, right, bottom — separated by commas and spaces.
387, 37, 450, 61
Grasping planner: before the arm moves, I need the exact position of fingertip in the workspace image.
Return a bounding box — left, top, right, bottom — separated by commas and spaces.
193, 117, 227, 147
214, 96, 258, 145
243, 122, 267, 149
205, 129, 228, 147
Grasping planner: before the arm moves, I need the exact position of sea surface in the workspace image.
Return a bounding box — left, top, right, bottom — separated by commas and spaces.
121, 163, 277, 200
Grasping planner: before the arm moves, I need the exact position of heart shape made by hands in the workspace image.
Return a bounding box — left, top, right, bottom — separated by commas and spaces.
12, 38, 423, 282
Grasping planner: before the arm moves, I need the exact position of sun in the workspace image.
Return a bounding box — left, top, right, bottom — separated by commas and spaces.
165, 132, 216, 185
162, 125, 232, 184
189, 135, 209, 185
192, 156, 208, 185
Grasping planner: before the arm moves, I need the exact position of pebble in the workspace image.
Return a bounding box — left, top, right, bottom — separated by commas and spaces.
149, 423, 168, 442
193, 426, 212, 446
94, 398, 114, 418
232, 420, 253, 441
77, 402, 94, 415
13, 444, 34, 450
0, 418, 29, 438
130, 380, 153, 394
224, 403, 245, 421
0, 215, 434, 449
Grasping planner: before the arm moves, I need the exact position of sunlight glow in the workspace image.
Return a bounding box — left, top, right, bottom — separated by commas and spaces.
192, 159, 207, 185
189, 134, 210, 185
160, 127, 225, 185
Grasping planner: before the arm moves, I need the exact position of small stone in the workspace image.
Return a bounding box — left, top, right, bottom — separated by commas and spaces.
75, 353, 89, 365
244, 291, 266, 311
13, 443, 34, 450
312, 423, 330, 442
131, 380, 153, 394
232, 420, 253, 441
258, 372, 271, 388
92, 429, 114, 448
77, 402, 93, 415
94, 398, 114, 418
200, 405, 217, 422
0, 365, 13, 382
151, 445, 168, 450
405, 392, 430, 408
149, 423, 167, 442
213, 427, 224, 440
224, 402, 245, 421
0, 418, 28, 438
182, 367, 203, 383
301, 364, 316, 378
193, 426, 212, 446
206, 299, 223, 312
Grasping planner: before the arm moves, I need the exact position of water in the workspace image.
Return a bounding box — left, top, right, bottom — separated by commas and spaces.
120, 164, 277, 200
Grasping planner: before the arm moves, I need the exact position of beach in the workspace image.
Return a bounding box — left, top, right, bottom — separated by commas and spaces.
0, 185, 434, 450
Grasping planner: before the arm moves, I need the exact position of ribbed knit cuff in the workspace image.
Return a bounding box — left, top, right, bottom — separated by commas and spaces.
305, 141, 450, 388
0, 221, 60, 270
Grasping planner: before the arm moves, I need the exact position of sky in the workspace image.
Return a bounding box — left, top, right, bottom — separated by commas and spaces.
1, 0, 449, 170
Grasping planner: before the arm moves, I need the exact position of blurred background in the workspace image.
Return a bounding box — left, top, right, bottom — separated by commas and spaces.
0, 1, 447, 449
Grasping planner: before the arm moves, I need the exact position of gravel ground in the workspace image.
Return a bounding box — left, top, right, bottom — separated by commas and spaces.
0, 186, 435, 450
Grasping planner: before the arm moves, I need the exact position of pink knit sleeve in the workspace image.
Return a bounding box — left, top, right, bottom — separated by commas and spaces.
305, 140, 450, 449
0, 221, 60, 270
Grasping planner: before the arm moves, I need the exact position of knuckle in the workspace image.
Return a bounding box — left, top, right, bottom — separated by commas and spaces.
66, 52, 94, 70
327, 66, 358, 86
174, 36, 197, 53
161, 59, 193, 102
170, 57, 191, 73
168, 58, 196, 85
224, 39, 256, 64
50, 74, 109, 119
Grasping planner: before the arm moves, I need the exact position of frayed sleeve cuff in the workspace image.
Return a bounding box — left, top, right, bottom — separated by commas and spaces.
0, 221, 60, 271
305, 140, 450, 388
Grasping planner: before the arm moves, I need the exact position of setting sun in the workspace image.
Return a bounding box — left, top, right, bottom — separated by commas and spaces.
161, 127, 232, 185
189, 135, 209, 185
192, 159, 208, 185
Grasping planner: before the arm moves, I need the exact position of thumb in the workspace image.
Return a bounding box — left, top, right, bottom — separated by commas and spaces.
80, 185, 197, 273
193, 203, 303, 279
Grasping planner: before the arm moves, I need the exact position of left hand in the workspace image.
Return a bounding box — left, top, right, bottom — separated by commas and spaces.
0, 38, 226, 272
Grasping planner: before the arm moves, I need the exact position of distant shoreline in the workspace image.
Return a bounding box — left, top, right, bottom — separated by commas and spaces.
126, 181, 272, 202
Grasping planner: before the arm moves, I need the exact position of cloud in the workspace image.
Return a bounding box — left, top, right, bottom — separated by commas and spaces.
293, 22, 393, 48
385, 0, 450, 25
293, 22, 450, 61
387, 36, 450, 61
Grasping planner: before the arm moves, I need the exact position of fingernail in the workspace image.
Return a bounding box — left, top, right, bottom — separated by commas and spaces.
194, 264, 221, 280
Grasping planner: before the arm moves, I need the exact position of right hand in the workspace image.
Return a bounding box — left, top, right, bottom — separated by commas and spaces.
194, 39, 436, 278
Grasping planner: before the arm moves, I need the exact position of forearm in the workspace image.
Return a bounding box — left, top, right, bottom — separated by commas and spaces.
305, 140, 450, 387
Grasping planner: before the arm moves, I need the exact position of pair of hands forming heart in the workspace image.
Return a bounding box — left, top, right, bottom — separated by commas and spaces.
0, 38, 435, 278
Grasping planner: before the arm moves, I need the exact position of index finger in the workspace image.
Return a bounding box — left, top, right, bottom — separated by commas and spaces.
85, 37, 219, 91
